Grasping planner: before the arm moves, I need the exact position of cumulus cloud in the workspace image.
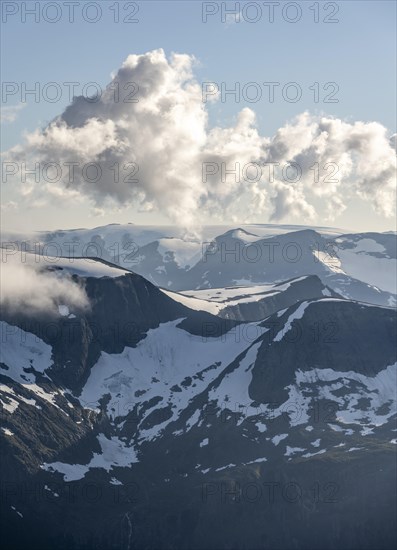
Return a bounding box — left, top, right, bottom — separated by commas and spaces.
270, 182, 316, 221
4, 49, 396, 225
1, 256, 89, 317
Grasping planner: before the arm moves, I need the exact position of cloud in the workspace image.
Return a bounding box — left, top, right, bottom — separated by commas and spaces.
4, 49, 396, 225
1, 255, 89, 317
263, 113, 396, 215
0, 201, 18, 212
224, 11, 243, 27
1, 103, 26, 123
270, 182, 316, 221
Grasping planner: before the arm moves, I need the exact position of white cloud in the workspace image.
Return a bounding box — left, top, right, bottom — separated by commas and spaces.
4, 49, 396, 226
270, 182, 316, 221
1, 256, 89, 317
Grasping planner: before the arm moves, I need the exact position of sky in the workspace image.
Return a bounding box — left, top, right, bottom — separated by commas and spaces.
1, 0, 396, 233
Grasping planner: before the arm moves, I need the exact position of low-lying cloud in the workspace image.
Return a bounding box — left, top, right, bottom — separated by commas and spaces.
5, 49, 396, 225
1, 258, 89, 317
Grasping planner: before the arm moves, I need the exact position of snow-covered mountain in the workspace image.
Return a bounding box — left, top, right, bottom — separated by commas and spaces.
162, 275, 339, 320
1, 246, 396, 549
3, 224, 396, 306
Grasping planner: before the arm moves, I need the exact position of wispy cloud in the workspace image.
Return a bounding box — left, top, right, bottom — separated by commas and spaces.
1, 255, 89, 317
1, 103, 26, 123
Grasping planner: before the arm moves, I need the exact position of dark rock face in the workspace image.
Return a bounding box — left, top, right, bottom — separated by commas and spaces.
249, 299, 397, 404
219, 275, 338, 321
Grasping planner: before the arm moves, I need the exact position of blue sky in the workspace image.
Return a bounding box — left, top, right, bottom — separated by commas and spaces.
1, 1, 396, 231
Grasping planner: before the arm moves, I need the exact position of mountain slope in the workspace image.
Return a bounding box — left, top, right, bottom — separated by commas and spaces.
1, 254, 237, 393
162, 274, 339, 321
180, 228, 396, 306
1, 264, 396, 549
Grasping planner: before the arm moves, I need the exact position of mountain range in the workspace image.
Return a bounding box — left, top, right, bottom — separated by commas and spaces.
1, 224, 396, 550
